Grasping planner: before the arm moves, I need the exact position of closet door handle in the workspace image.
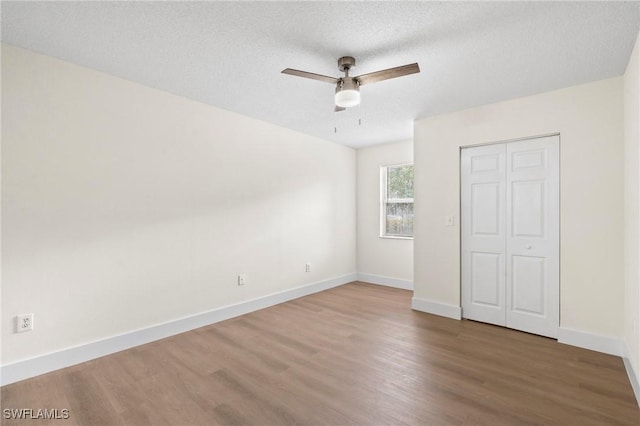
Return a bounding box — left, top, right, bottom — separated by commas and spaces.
525, 245, 532, 250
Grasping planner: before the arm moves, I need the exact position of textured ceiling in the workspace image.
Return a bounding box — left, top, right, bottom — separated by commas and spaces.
2, 1, 639, 148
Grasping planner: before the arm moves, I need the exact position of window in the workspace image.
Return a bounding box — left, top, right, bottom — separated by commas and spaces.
381, 163, 414, 238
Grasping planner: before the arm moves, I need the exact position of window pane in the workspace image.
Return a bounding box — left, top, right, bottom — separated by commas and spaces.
387, 165, 414, 199
385, 202, 413, 236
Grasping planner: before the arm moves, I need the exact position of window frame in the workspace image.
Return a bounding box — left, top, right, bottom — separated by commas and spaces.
380, 162, 414, 240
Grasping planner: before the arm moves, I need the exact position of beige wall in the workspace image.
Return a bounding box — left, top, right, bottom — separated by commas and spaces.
624, 32, 640, 383
357, 140, 413, 284
1, 44, 356, 364
414, 77, 625, 337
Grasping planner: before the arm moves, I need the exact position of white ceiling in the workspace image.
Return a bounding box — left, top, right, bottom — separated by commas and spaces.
2, 1, 639, 148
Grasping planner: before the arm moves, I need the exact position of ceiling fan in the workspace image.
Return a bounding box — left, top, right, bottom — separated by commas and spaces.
282, 56, 420, 112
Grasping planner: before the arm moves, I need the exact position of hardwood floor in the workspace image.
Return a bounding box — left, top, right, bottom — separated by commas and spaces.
2, 282, 639, 425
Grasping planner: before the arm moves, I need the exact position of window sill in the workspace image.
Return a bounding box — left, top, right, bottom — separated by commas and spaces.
380, 235, 414, 240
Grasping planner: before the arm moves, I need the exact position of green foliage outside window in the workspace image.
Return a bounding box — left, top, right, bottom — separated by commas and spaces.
387, 165, 414, 199
383, 164, 414, 238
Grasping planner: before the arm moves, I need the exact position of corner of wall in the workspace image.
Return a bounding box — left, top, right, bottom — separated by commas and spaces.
623, 341, 640, 408
624, 29, 640, 393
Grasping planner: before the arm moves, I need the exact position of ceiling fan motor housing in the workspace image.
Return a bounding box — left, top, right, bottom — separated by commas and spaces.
336, 78, 359, 92
336, 56, 360, 106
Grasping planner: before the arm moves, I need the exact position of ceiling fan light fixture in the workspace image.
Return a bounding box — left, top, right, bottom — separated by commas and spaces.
335, 89, 360, 108
335, 78, 360, 108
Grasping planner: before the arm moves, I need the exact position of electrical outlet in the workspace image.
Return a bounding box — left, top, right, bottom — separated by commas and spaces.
305, 263, 311, 272
237, 274, 246, 286
16, 313, 33, 333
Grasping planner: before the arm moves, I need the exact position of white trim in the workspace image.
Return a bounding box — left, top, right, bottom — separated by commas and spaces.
0, 273, 356, 386
459, 132, 561, 150
411, 296, 462, 320
623, 342, 640, 408
557, 327, 623, 356
356, 273, 413, 290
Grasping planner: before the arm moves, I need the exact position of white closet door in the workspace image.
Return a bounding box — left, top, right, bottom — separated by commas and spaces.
505, 136, 559, 338
461, 135, 559, 339
461, 144, 506, 326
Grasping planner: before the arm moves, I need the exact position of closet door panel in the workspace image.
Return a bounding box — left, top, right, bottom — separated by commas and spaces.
461, 144, 506, 326
505, 136, 559, 338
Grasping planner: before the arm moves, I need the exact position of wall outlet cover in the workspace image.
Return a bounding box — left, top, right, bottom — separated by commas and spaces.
16, 314, 34, 333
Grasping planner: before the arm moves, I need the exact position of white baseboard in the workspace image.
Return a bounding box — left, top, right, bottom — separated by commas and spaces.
411, 296, 462, 320
557, 327, 623, 356
356, 272, 413, 290
0, 273, 356, 386
623, 342, 640, 408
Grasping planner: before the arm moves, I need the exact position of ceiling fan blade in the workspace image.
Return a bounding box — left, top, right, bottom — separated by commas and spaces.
281, 68, 339, 84
334, 105, 346, 112
355, 63, 420, 86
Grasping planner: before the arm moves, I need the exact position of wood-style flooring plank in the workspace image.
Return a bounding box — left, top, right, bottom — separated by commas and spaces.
2, 282, 638, 425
